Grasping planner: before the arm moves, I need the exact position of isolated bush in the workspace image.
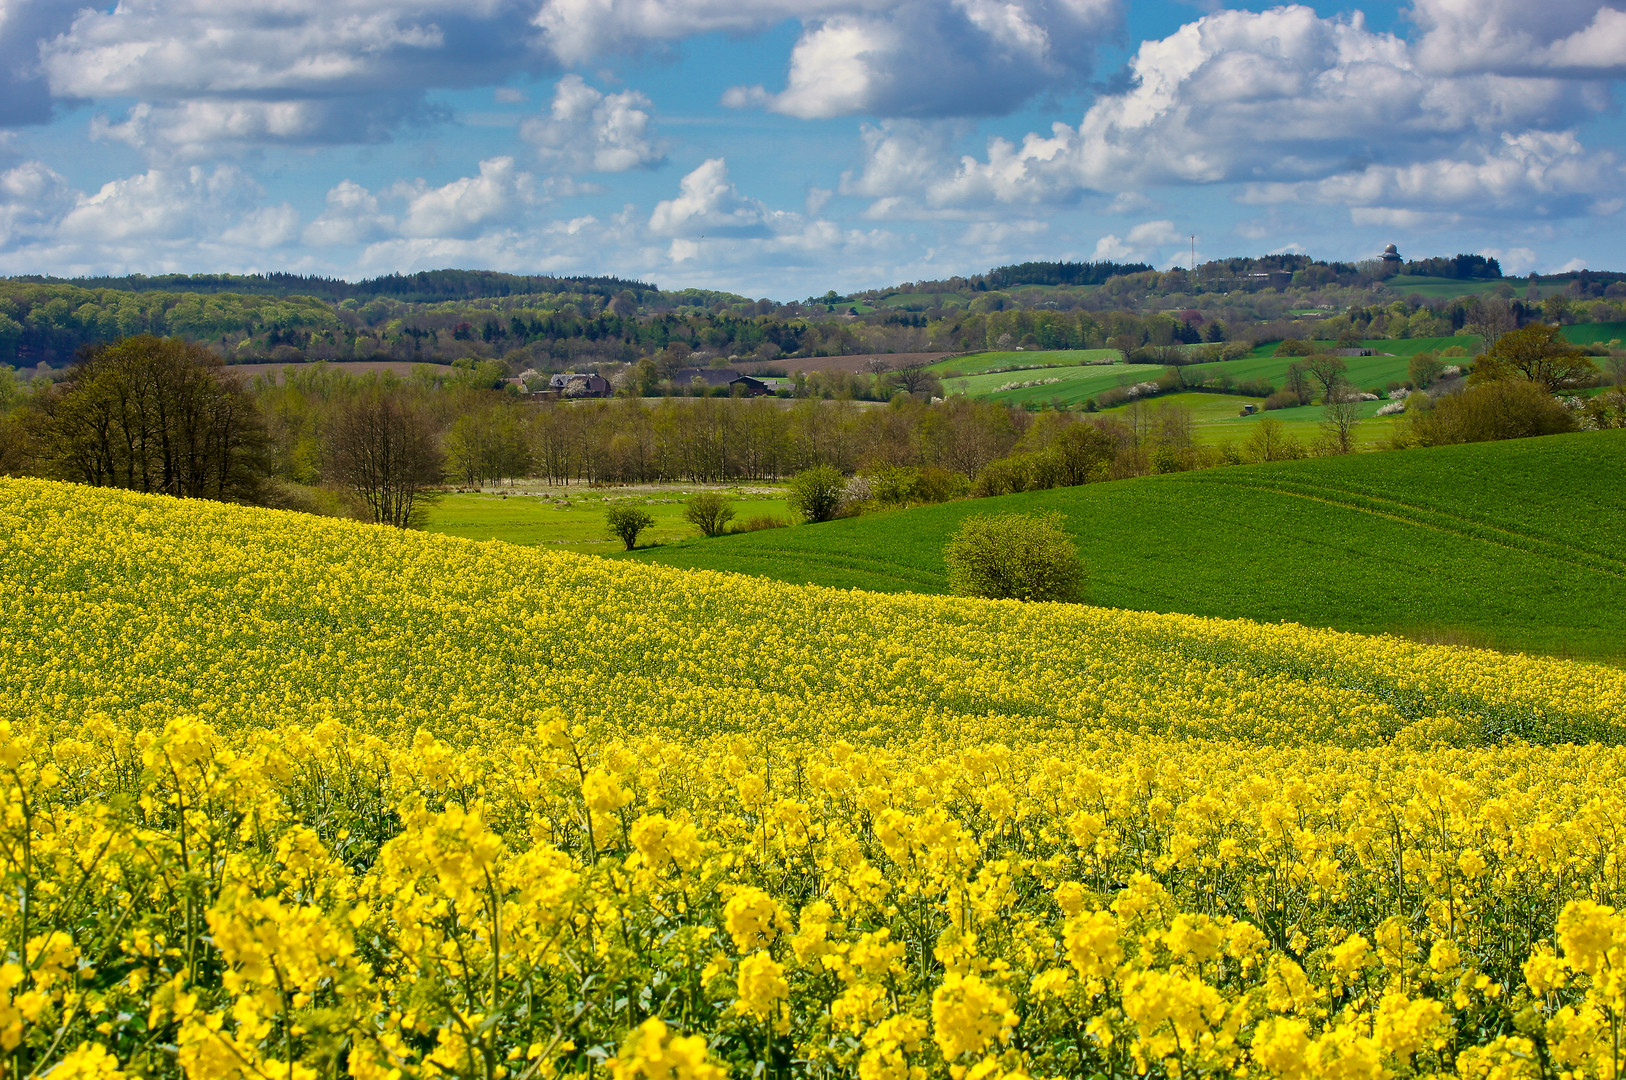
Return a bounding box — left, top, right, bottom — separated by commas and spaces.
786, 465, 847, 523
1236, 377, 1276, 398
1404, 380, 1578, 446
605, 504, 655, 549
1263, 390, 1300, 411
943, 511, 1085, 603
1273, 339, 1319, 357
683, 492, 735, 537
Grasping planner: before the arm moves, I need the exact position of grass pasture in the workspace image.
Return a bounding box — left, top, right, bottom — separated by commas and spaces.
942, 360, 1164, 406
1191, 336, 1477, 392
619, 429, 1626, 662
1562, 320, 1626, 347
928, 348, 1121, 376
1094, 391, 1403, 448
423, 486, 792, 551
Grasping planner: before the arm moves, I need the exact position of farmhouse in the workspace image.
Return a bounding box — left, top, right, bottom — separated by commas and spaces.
547, 372, 612, 397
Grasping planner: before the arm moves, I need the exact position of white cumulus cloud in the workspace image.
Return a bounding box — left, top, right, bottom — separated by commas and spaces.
649, 158, 782, 238
841, 4, 1624, 224
521, 75, 665, 173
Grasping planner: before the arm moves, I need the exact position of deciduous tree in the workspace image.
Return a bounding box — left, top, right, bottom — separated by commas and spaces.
37, 335, 268, 502
325, 390, 443, 527
1472, 323, 1596, 391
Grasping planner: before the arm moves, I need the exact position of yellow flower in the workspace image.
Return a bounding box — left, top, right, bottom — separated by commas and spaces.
931, 972, 1015, 1061
735, 952, 789, 1026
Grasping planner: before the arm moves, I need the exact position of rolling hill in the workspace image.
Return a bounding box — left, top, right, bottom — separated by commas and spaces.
617, 429, 1626, 662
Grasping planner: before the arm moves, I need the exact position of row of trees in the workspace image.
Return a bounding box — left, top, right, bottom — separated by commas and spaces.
5, 328, 1618, 530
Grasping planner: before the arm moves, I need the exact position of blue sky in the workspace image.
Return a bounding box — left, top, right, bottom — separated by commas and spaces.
2, 0, 1624, 298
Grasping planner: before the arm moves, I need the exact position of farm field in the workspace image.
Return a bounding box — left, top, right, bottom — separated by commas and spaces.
1561, 319, 1626, 347
424, 486, 793, 551
928, 348, 1122, 376
1186, 338, 1475, 392
942, 361, 1165, 407
8, 477, 1626, 1078
1095, 392, 1404, 448
621, 429, 1626, 662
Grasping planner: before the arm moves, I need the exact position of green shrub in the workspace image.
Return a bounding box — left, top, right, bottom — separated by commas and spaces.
943, 511, 1085, 603
1263, 390, 1300, 411
605, 504, 656, 549
786, 465, 848, 523
1404, 380, 1578, 446
683, 492, 735, 537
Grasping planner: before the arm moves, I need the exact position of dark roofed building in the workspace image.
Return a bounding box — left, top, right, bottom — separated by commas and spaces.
547, 372, 612, 397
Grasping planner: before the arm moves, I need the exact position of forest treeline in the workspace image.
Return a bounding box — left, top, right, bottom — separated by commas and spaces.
3, 332, 1621, 529
7, 256, 1626, 374
7, 278, 1625, 382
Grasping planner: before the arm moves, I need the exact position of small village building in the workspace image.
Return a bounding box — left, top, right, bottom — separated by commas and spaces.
546, 372, 612, 397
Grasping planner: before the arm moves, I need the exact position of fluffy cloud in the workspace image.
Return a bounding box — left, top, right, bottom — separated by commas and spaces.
0, 160, 74, 246
1090, 219, 1181, 262
35, 0, 540, 149
649, 158, 784, 238
89, 98, 428, 159
843, 4, 1622, 221
304, 157, 539, 246
1411, 0, 1626, 78
724, 0, 1120, 119
1244, 131, 1626, 221
396, 157, 537, 238
521, 75, 665, 173
53, 166, 262, 244
0, 161, 315, 274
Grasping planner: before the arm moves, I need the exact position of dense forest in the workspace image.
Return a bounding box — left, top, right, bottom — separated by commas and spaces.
4, 257, 1625, 375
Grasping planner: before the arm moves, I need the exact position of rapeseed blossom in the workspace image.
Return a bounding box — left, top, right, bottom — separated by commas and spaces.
3, 478, 1626, 1077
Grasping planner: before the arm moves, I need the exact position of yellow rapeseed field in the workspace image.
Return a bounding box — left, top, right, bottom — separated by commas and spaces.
4, 477, 1626, 1080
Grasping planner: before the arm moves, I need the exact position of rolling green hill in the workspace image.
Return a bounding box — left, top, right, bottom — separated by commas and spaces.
617, 430, 1626, 662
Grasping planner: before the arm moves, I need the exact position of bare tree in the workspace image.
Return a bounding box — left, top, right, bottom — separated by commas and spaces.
325, 391, 443, 527
1464, 296, 1517, 353
1320, 395, 1361, 453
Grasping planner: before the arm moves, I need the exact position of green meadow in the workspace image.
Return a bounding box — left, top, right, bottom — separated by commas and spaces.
1096, 392, 1405, 448
928, 349, 1122, 375
423, 487, 793, 552
615, 430, 1626, 663
941, 360, 1165, 406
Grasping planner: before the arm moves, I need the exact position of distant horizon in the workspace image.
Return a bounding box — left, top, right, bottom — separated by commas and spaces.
6, 251, 1623, 305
